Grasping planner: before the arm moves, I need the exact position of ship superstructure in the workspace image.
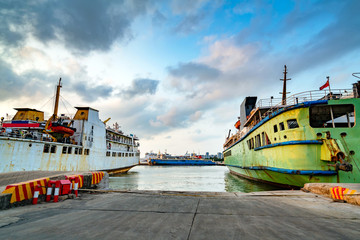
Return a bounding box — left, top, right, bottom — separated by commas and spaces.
0, 79, 140, 174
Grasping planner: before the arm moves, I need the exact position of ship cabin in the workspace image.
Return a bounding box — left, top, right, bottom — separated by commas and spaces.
0, 108, 46, 139
105, 128, 140, 158
12, 108, 45, 122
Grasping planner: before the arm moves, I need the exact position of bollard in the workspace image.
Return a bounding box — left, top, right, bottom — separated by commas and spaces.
32, 184, 41, 205
53, 181, 60, 203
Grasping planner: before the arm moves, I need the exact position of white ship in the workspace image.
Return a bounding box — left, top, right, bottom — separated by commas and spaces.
0, 79, 140, 174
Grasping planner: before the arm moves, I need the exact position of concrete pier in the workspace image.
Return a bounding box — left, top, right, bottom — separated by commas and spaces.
0, 190, 360, 239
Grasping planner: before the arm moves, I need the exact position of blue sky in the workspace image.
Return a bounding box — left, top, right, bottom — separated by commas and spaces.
0, 0, 359, 156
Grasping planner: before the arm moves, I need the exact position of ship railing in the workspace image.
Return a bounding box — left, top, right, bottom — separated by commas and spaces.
256, 88, 353, 109
0, 131, 57, 143
245, 88, 353, 129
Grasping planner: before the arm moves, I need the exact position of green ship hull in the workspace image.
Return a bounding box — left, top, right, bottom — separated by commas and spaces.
224, 96, 360, 188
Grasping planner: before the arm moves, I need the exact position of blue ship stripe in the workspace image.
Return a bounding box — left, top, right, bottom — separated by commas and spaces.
224, 100, 328, 152
226, 164, 337, 175
254, 140, 323, 151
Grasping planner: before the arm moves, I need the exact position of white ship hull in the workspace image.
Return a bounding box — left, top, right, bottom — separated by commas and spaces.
0, 137, 139, 172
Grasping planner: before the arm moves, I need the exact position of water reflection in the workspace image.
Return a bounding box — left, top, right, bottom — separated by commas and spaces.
224, 172, 280, 192
109, 165, 282, 193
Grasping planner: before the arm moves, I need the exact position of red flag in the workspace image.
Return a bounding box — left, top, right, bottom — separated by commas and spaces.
319, 79, 329, 90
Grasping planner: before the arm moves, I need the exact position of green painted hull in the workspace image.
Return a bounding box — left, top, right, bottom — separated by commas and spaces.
224, 98, 360, 187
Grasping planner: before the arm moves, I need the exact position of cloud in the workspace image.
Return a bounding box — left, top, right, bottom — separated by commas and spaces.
153, 106, 203, 128
170, 0, 209, 15
121, 78, 160, 98
0, 0, 151, 54
72, 81, 113, 102
170, 0, 222, 34
152, 10, 167, 26
173, 13, 207, 34
167, 62, 221, 92
285, 0, 360, 73
0, 58, 57, 101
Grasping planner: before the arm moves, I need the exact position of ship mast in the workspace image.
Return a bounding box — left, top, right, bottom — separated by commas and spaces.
280, 65, 291, 105
53, 78, 62, 119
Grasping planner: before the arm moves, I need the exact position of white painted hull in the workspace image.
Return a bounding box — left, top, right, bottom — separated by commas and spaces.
0, 137, 139, 172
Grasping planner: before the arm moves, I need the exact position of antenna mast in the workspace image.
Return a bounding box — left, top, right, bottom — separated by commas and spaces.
280, 65, 291, 105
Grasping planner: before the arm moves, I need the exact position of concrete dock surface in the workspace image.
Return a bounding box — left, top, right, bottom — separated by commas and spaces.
1, 190, 360, 240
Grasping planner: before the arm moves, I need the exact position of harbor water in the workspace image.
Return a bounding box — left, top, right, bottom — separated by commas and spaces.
109, 165, 282, 193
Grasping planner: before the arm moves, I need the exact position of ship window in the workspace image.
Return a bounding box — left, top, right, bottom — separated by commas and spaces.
74, 148, 78, 154
310, 104, 355, 128
68, 147, 72, 154
261, 132, 266, 146
125, 153, 128, 157
287, 119, 299, 129
50, 145, 56, 153
255, 134, 261, 148
118, 152, 121, 157
84, 149, 90, 155
106, 151, 110, 157
43, 144, 50, 153
265, 133, 272, 145
62, 146, 67, 154
279, 122, 285, 131
224, 150, 231, 157
247, 140, 251, 150
112, 152, 116, 157
273, 125, 278, 133
79, 148, 83, 155
251, 138, 254, 149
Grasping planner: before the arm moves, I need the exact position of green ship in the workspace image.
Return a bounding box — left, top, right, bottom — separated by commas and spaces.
223, 66, 360, 188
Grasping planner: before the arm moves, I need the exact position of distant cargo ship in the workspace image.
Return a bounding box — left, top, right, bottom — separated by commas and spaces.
0, 79, 140, 174
223, 67, 360, 188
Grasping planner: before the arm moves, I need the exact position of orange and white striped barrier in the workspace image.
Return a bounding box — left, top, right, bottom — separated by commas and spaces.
330, 186, 357, 201
91, 171, 105, 185
2, 177, 49, 204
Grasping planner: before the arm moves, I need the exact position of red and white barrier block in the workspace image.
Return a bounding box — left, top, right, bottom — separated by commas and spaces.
45, 180, 61, 202
32, 185, 41, 205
